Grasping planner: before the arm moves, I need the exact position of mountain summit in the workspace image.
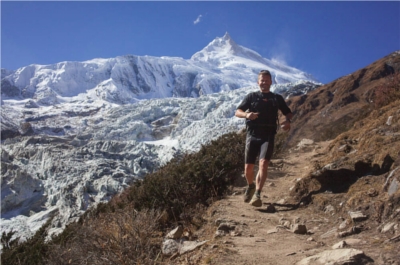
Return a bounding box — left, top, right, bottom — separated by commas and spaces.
192, 32, 265, 64
1, 33, 318, 106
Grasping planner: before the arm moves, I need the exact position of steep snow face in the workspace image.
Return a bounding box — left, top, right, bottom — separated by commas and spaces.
191, 32, 317, 84
1, 33, 318, 106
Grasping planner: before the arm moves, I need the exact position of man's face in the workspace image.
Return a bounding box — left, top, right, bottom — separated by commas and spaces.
258, 74, 272, 92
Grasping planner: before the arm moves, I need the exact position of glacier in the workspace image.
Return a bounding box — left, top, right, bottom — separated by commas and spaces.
1, 32, 321, 242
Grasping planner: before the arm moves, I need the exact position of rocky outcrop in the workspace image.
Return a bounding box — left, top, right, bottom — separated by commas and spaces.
296, 248, 373, 265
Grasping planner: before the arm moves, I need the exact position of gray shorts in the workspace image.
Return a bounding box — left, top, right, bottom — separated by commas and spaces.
245, 134, 275, 164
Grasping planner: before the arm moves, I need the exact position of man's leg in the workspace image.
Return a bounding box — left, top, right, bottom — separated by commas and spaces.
250, 135, 274, 207
245, 163, 255, 185
256, 159, 269, 192
243, 134, 258, 203
243, 163, 256, 203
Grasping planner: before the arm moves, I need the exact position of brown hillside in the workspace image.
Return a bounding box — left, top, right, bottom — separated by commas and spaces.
285, 51, 400, 146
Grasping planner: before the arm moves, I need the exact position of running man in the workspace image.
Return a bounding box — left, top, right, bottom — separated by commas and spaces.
235, 70, 293, 207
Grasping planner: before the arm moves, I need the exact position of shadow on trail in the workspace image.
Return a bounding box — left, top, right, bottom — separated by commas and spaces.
256, 202, 300, 213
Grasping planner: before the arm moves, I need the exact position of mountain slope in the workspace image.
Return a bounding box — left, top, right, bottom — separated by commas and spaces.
285, 51, 400, 147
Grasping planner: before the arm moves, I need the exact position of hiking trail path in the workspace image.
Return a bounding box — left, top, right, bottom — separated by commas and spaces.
178, 139, 396, 265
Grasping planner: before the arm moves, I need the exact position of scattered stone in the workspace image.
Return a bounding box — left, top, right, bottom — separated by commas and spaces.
293, 217, 301, 224
343, 238, 363, 245
267, 228, 279, 234
324, 205, 335, 215
217, 222, 236, 232
388, 178, 399, 196
277, 199, 286, 204
338, 144, 352, 153
179, 240, 208, 255
307, 237, 315, 242
282, 221, 291, 229
296, 139, 314, 151
215, 218, 231, 226
230, 231, 241, 237
320, 228, 338, 238
264, 204, 276, 213
386, 116, 393, 126
381, 222, 397, 233
214, 230, 225, 238
296, 248, 372, 265
348, 211, 368, 222
338, 226, 364, 238
286, 252, 296, 256
166, 226, 184, 239
279, 217, 288, 224
339, 219, 349, 230
332, 240, 348, 249
255, 238, 266, 242
215, 222, 236, 237
291, 224, 308, 234
323, 163, 336, 170
387, 233, 400, 242
162, 239, 180, 256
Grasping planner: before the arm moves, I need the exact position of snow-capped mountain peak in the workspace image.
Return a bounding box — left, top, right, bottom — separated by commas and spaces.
1, 33, 318, 107
191, 32, 264, 65
1, 33, 322, 243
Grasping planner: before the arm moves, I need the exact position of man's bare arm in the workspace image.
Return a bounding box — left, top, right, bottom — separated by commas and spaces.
235, 109, 259, 120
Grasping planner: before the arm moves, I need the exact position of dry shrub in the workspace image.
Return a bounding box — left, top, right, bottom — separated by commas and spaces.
115, 131, 246, 224
374, 72, 400, 108
1, 219, 51, 265
2, 131, 246, 265
46, 208, 164, 265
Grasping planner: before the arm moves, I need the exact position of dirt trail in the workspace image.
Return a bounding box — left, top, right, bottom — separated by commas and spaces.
170, 138, 400, 265
200, 140, 332, 265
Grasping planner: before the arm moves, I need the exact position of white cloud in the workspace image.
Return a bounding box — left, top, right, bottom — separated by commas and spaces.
193, 14, 202, 25
271, 38, 291, 66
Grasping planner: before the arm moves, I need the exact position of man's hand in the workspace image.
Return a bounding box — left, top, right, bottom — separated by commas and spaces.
281, 120, 291, 131
246, 112, 259, 120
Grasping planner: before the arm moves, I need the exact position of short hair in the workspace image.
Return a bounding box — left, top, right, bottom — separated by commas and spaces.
258, 70, 271, 79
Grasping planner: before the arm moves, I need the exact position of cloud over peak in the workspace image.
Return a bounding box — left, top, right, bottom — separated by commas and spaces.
193, 14, 202, 25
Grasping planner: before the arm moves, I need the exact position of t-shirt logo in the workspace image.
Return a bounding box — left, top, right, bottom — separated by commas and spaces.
262, 98, 268, 102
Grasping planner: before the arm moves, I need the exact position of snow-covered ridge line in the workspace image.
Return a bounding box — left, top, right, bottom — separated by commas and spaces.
1, 33, 319, 107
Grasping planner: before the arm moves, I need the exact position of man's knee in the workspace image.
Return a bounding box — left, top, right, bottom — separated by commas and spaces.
245, 164, 255, 170
259, 159, 269, 170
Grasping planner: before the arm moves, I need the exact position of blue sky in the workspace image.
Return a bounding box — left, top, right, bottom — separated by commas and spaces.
1, 1, 399, 84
